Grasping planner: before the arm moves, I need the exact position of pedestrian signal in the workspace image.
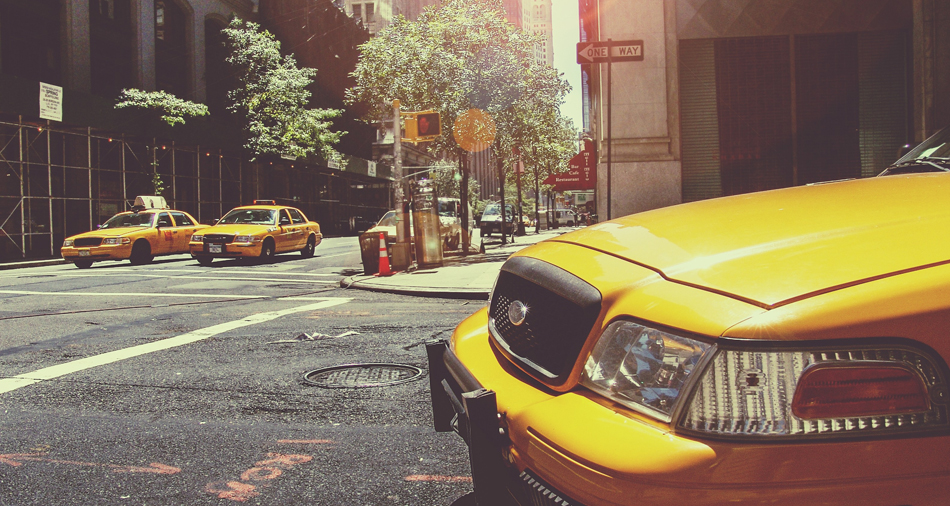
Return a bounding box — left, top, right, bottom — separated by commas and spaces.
402, 111, 441, 142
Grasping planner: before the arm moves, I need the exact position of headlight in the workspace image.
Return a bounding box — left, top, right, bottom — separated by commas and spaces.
191, 234, 203, 242
581, 320, 712, 422
63, 239, 74, 247
102, 237, 131, 245
234, 235, 258, 243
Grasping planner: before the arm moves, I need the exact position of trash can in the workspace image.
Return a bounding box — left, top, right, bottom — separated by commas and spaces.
359, 232, 380, 275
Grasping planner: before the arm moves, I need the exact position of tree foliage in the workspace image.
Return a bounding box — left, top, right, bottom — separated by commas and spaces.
115, 88, 209, 126
223, 19, 343, 161
346, 0, 576, 179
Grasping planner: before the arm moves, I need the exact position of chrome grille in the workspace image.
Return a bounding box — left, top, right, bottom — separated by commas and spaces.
519, 470, 582, 506
74, 237, 102, 247
203, 234, 235, 244
488, 257, 601, 383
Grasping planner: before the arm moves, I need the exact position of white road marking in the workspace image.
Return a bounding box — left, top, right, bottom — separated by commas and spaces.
0, 298, 351, 394
0, 290, 268, 299
46, 274, 337, 284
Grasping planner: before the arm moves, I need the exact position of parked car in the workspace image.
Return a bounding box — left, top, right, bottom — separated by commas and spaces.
427, 173, 950, 506
189, 200, 321, 266
61, 195, 206, 269
479, 202, 516, 237
438, 197, 474, 250
553, 208, 576, 226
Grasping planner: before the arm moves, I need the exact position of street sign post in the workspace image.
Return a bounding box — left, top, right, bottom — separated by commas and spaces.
577, 39, 645, 220
576, 40, 644, 64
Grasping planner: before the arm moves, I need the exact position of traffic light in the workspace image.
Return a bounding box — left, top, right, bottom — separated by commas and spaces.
402, 111, 441, 142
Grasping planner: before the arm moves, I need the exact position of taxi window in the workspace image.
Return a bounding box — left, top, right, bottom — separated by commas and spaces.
288, 208, 306, 224
157, 213, 173, 227
170, 212, 194, 226
279, 210, 292, 225
101, 212, 154, 229
219, 209, 277, 225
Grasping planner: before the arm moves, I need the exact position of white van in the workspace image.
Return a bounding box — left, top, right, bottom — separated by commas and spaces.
554, 209, 576, 227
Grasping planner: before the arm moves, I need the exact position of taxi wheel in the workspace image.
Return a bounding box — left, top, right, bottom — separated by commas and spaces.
259, 239, 276, 263
196, 256, 213, 267
301, 235, 316, 257
74, 260, 93, 269
129, 241, 153, 265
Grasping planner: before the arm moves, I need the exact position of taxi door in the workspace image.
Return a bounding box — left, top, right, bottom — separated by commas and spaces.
288, 208, 308, 248
276, 209, 298, 252
169, 212, 199, 253
153, 212, 176, 255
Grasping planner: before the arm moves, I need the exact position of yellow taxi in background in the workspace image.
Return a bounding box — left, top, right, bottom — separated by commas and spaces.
190, 200, 322, 266
61, 196, 205, 269
428, 173, 950, 506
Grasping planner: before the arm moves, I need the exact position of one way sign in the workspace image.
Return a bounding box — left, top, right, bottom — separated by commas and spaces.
576, 40, 644, 64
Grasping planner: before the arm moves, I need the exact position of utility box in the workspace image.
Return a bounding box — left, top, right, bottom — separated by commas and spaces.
411, 179, 443, 268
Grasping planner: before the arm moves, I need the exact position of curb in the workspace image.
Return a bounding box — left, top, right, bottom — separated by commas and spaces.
0, 259, 68, 270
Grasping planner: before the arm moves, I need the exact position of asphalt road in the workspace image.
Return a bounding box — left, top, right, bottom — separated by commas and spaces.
0, 237, 478, 505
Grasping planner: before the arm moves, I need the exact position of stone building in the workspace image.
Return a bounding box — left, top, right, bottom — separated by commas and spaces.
583, 0, 948, 220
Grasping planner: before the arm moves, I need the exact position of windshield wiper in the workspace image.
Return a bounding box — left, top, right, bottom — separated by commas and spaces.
879, 156, 950, 176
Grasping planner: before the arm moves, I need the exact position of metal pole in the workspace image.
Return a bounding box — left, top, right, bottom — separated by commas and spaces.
533, 148, 540, 234
393, 100, 405, 244
607, 38, 612, 221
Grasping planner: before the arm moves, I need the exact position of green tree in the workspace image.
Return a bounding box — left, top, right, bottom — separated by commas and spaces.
115, 88, 209, 126
346, 0, 573, 244
223, 19, 343, 161
115, 89, 209, 195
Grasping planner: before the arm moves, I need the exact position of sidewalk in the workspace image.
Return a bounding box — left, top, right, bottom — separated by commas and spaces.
340, 227, 575, 300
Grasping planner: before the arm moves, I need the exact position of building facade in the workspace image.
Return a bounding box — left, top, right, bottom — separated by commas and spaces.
0, 0, 389, 263
583, 0, 947, 220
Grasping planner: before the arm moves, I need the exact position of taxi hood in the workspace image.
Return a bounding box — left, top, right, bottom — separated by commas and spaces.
205, 224, 275, 235
77, 227, 143, 238
557, 174, 950, 308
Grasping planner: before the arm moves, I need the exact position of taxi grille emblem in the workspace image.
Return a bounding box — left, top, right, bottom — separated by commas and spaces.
508, 300, 528, 326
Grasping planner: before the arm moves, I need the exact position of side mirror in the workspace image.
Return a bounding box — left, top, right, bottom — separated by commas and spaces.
96, 224, 102, 229
212, 218, 219, 225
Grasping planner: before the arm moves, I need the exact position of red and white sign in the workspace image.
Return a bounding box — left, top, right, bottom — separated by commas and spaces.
543, 142, 596, 191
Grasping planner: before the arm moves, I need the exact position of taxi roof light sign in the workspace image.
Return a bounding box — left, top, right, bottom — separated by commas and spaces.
133, 195, 168, 210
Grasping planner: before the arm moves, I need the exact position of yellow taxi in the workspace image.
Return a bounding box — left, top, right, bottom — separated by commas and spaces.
61, 196, 205, 269
190, 200, 322, 266
427, 173, 950, 506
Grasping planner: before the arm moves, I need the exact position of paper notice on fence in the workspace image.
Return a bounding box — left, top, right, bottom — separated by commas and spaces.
39, 82, 62, 122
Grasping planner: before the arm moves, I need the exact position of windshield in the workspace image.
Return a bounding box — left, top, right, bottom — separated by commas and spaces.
376, 211, 397, 227
101, 212, 154, 229
438, 200, 458, 218
482, 203, 513, 217
895, 127, 950, 163
218, 209, 277, 225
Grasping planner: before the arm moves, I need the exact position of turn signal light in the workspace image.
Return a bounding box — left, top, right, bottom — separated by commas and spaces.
792, 364, 930, 420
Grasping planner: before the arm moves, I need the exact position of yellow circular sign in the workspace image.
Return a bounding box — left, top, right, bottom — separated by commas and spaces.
453, 109, 496, 153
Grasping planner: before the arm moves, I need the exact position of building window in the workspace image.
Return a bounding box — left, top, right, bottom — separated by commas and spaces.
155, 1, 165, 40
352, 4, 362, 20
365, 3, 375, 23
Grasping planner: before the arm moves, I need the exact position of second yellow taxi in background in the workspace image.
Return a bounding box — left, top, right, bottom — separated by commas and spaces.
189, 200, 322, 266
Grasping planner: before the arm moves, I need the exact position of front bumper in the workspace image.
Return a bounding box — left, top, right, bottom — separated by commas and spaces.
427, 321, 950, 506
189, 241, 263, 258
426, 338, 582, 506
61, 245, 132, 261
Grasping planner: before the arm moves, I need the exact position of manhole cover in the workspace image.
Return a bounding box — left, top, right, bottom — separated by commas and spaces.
303, 363, 424, 388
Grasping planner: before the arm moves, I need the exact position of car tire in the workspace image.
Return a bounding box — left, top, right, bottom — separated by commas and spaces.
129, 241, 153, 265
300, 235, 316, 257
196, 256, 213, 266
259, 239, 276, 263
74, 259, 93, 269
